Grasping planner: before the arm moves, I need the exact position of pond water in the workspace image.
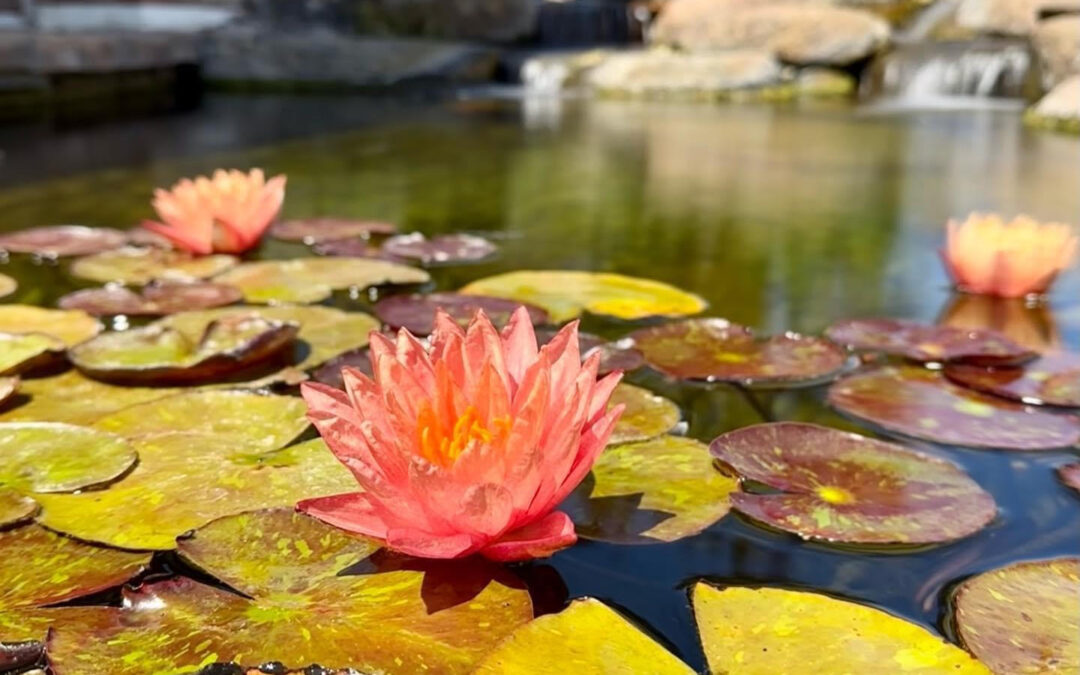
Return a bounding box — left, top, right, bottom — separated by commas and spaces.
1, 93, 1079, 671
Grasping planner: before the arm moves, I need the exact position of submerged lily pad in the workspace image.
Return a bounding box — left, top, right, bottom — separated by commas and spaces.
632, 318, 848, 386
270, 218, 397, 243
828, 366, 1080, 449
0, 370, 179, 426
0, 305, 101, 347
693, 583, 991, 675
953, 558, 1079, 675
1060, 463, 1080, 493
710, 422, 996, 544
0, 273, 15, 299
564, 435, 737, 544
212, 257, 430, 304
460, 270, 707, 323
0, 487, 37, 527
70, 315, 298, 384
826, 318, 1036, 365
36, 435, 353, 550
945, 352, 1080, 408
382, 232, 497, 265
375, 292, 549, 335
0, 422, 135, 493
474, 598, 694, 674
0, 333, 65, 376
0, 225, 127, 257
70, 247, 238, 285
47, 508, 533, 673
58, 281, 243, 317
608, 383, 681, 445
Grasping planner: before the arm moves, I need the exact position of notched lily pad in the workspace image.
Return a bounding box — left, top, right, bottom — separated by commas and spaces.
710, 422, 996, 544
211, 257, 430, 304
0, 422, 135, 493
71, 246, 238, 285
58, 281, 243, 317
1059, 463, 1080, 494
564, 435, 736, 544
0, 225, 128, 257
0, 370, 179, 426
945, 352, 1080, 408
0, 305, 101, 347
826, 318, 1036, 365
953, 558, 1079, 675
0, 333, 65, 376
0, 487, 37, 527
70, 315, 298, 385
270, 218, 397, 243
460, 270, 707, 323
693, 583, 991, 675
375, 292, 549, 335
828, 366, 1080, 449
0, 273, 16, 299
382, 232, 497, 265
632, 318, 848, 387
607, 383, 681, 445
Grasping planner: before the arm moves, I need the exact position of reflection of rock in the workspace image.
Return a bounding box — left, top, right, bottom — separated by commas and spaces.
586, 49, 783, 98
1026, 74, 1080, 132
651, 0, 891, 65
938, 293, 1061, 352
355, 0, 542, 42
1033, 16, 1080, 88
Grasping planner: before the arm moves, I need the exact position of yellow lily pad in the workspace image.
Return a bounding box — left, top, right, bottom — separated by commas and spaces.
460, 270, 706, 323
0, 487, 37, 527
0, 376, 17, 408
0, 273, 15, 299
0, 333, 65, 376
70, 246, 238, 285
608, 383, 682, 445
0, 305, 101, 347
0, 422, 136, 493
0, 370, 180, 426
211, 257, 430, 304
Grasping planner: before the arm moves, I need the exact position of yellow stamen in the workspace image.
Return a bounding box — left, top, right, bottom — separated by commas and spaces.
415, 404, 510, 467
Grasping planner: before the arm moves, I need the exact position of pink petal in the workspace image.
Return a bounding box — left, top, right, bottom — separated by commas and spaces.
385, 528, 483, 559
297, 492, 389, 540
500, 306, 539, 389
140, 220, 212, 255
481, 511, 577, 562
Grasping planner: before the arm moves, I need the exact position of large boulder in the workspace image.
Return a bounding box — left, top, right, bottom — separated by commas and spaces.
651, 0, 891, 66
1033, 15, 1080, 88
1026, 73, 1080, 132
354, 0, 542, 42
954, 0, 1036, 35
586, 49, 783, 98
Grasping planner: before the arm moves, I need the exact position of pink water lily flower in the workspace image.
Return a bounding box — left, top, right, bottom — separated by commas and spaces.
141, 169, 286, 255
298, 307, 624, 561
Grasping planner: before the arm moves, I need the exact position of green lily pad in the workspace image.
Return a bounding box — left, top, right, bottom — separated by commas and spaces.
58, 281, 243, 317
0, 370, 179, 426
211, 257, 429, 304
0, 333, 65, 376
825, 318, 1036, 366
694, 583, 991, 675
945, 353, 1080, 408
953, 558, 1079, 675
0, 225, 128, 257
632, 318, 849, 386
563, 435, 737, 544
0, 487, 37, 527
70, 247, 239, 285
474, 598, 695, 674
828, 366, 1080, 450
1060, 463, 1080, 494
710, 422, 997, 544
46, 508, 534, 673
270, 217, 397, 243
35, 435, 354, 550
0, 305, 101, 347
460, 270, 707, 323
0, 273, 15, 299
607, 383, 681, 445
0, 422, 135, 493
92, 389, 309, 449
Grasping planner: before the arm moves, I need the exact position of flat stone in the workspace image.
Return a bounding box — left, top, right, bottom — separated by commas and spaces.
587, 49, 783, 98
955, 0, 1038, 35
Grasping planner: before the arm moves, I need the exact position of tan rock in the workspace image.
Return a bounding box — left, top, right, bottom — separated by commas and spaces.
955, 0, 1036, 35
586, 49, 783, 98
1034, 15, 1080, 88
1026, 73, 1080, 132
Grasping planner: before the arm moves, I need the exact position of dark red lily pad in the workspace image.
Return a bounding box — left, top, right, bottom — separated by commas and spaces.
631, 318, 848, 386
825, 318, 1036, 366
311, 347, 372, 389
945, 352, 1080, 408
0, 225, 127, 257
1059, 463, 1080, 494
710, 422, 997, 544
311, 238, 407, 261
270, 218, 397, 243
58, 281, 243, 317
381, 233, 497, 265
828, 366, 1080, 449
375, 293, 549, 335
537, 329, 644, 376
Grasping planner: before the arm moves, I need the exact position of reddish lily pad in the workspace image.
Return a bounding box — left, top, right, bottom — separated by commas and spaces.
945, 352, 1080, 407
211, 257, 430, 304
1060, 463, 1080, 493
0, 225, 127, 257
381, 232, 497, 265
311, 238, 405, 261
0, 306, 101, 347
0, 422, 136, 493
828, 366, 1080, 449
953, 558, 1079, 675
0, 487, 37, 528
311, 347, 372, 389
826, 318, 1037, 365
710, 422, 997, 544
537, 328, 644, 375
0, 273, 15, 299
270, 218, 397, 243
632, 318, 849, 386
0, 370, 179, 426
46, 508, 533, 673
607, 383, 681, 445
58, 281, 242, 317
70, 247, 239, 285
374, 293, 549, 335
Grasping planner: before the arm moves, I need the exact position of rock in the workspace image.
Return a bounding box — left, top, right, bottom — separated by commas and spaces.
955, 0, 1036, 35
1034, 15, 1080, 88
586, 49, 784, 98
651, 0, 891, 66
520, 50, 611, 93
1026, 74, 1080, 132
354, 0, 542, 42
796, 66, 857, 96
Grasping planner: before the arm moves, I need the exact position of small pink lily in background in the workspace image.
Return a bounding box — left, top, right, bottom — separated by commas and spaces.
141, 169, 286, 255
298, 307, 624, 562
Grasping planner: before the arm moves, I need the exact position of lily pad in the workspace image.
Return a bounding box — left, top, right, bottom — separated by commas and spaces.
563, 435, 737, 544
0, 370, 179, 426
827, 366, 1080, 450
632, 318, 848, 386
607, 383, 681, 445
312, 238, 405, 261
93, 389, 309, 449
211, 257, 430, 304
374, 292, 549, 335
311, 347, 372, 389
70, 315, 298, 385
709, 422, 996, 544
58, 281, 243, 317
35, 435, 354, 550
474, 598, 694, 675
0, 333, 65, 377
537, 328, 645, 375
945, 352, 1080, 408
0, 377, 16, 407
0, 305, 101, 347
46, 508, 533, 673
460, 270, 707, 323
270, 218, 397, 243
693, 583, 991, 675
0, 225, 127, 257
0, 487, 37, 527
0, 273, 15, 299
1060, 463, 1080, 493
953, 558, 1079, 675
70, 247, 238, 285
826, 318, 1036, 365
381, 232, 497, 265
0, 422, 135, 493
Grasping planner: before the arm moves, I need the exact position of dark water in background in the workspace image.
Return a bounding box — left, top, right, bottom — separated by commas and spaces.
1, 93, 1079, 671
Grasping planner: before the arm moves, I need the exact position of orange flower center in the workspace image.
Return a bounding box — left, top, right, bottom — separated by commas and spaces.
416, 405, 511, 467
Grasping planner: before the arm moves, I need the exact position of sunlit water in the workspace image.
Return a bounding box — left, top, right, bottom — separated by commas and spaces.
1, 93, 1078, 670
